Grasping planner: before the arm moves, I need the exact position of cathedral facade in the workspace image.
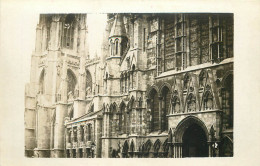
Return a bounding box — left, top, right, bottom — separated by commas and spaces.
24, 13, 233, 158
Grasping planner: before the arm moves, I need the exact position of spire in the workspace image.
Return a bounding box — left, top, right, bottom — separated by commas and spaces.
109, 14, 127, 38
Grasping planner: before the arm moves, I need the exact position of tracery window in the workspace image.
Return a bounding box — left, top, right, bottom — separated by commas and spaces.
124, 73, 128, 92
67, 69, 77, 99
150, 89, 160, 132
120, 74, 124, 93
39, 69, 45, 94
153, 139, 161, 158
175, 14, 187, 70
86, 70, 92, 96
222, 74, 233, 128
62, 14, 75, 49
210, 14, 223, 63
120, 103, 127, 134
187, 93, 196, 112
109, 104, 118, 136
161, 86, 170, 131
115, 39, 119, 55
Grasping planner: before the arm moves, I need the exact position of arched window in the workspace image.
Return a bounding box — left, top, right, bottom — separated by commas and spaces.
73, 127, 77, 142
199, 70, 208, 87
220, 137, 233, 157
187, 93, 196, 112
203, 91, 213, 110
120, 103, 127, 134
80, 125, 84, 142
86, 70, 92, 96
67, 69, 77, 99
150, 89, 160, 132
122, 141, 129, 158
172, 96, 180, 114
62, 14, 75, 49
110, 39, 113, 56
144, 140, 152, 157
109, 103, 118, 136
115, 39, 119, 55
162, 139, 169, 158
222, 74, 233, 128
153, 139, 161, 158
161, 86, 170, 131
39, 69, 45, 94
183, 73, 191, 90
129, 140, 135, 158
128, 97, 135, 134
120, 73, 124, 93
124, 73, 128, 92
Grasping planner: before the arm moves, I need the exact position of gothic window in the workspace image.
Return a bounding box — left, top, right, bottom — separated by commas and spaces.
175, 14, 187, 70
128, 98, 135, 134
187, 93, 196, 112
122, 141, 129, 158
80, 125, 84, 142
120, 103, 127, 134
199, 70, 208, 87
39, 69, 45, 94
67, 69, 77, 98
124, 73, 128, 93
129, 140, 135, 158
183, 73, 191, 90
210, 14, 223, 63
120, 74, 124, 93
150, 89, 160, 132
115, 39, 119, 55
203, 91, 213, 110
67, 129, 71, 143
110, 39, 113, 56
161, 86, 170, 131
144, 140, 152, 157
86, 70, 92, 96
110, 104, 118, 136
220, 137, 233, 157
62, 14, 75, 49
172, 96, 180, 114
153, 139, 161, 158
73, 127, 77, 142
88, 124, 92, 141
222, 74, 233, 128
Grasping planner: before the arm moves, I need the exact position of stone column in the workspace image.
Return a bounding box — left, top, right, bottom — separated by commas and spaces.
96, 116, 103, 158
158, 96, 163, 133
53, 103, 68, 157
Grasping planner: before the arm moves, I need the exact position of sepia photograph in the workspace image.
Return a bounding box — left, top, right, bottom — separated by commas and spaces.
1, 0, 260, 165
24, 13, 233, 158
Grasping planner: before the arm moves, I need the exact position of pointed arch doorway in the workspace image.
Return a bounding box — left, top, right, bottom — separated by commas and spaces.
182, 123, 208, 157
174, 116, 209, 158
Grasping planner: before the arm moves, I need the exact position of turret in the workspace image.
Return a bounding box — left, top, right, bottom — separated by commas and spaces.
108, 14, 128, 57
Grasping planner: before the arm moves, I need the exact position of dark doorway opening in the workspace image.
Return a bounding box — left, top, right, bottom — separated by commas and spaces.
182, 123, 208, 157
72, 149, 76, 158
79, 148, 83, 158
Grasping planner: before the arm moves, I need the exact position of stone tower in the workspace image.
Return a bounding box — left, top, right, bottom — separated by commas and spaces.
24, 14, 88, 157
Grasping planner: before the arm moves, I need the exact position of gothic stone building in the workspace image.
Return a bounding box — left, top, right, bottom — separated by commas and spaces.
24, 13, 233, 158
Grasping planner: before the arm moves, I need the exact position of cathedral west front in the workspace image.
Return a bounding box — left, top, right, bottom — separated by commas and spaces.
24, 13, 234, 158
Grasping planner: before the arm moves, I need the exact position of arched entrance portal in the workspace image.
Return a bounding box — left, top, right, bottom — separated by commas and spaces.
182, 123, 208, 157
